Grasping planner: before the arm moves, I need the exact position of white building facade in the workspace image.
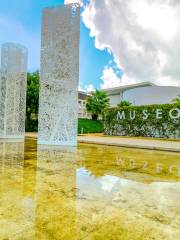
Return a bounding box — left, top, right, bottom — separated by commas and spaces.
78, 91, 91, 119
104, 82, 180, 106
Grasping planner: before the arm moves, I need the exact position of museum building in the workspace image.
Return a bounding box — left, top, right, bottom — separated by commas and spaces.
103, 82, 180, 107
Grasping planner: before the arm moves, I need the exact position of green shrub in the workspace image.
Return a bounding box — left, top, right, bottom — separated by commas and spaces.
117, 100, 132, 107
104, 104, 180, 139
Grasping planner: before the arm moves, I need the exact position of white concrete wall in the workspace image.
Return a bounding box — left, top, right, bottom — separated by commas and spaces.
123, 86, 180, 106
109, 93, 123, 106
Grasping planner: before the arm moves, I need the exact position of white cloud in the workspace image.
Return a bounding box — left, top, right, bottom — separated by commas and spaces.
79, 84, 95, 92
82, 0, 180, 86
101, 66, 121, 89
101, 66, 136, 89
64, 0, 83, 6
86, 84, 95, 92
78, 85, 85, 92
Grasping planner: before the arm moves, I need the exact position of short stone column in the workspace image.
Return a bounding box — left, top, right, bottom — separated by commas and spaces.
0, 43, 28, 139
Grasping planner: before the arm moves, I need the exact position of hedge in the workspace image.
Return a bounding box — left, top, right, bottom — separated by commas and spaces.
104, 104, 180, 139
26, 118, 103, 134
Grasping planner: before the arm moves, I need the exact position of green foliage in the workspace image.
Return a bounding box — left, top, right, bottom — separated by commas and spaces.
26, 71, 40, 132
117, 100, 132, 108
78, 119, 103, 134
172, 95, 180, 104
86, 90, 110, 120
104, 104, 180, 139
26, 119, 38, 132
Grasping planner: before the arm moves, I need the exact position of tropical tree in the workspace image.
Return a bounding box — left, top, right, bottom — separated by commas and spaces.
26, 71, 40, 131
172, 95, 180, 104
117, 100, 132, 108
86, 90, 110, 120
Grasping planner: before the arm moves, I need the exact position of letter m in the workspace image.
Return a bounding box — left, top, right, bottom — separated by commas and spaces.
117, 111, 126, 120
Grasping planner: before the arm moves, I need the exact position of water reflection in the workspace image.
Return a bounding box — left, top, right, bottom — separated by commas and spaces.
77, 168, 180, 239
77, 144, 180, 239
77, 144, 180, 182
0, 140, 34, 239
0, 140, 24, 168
35, 145, 77, 239
0, 139, 180, 239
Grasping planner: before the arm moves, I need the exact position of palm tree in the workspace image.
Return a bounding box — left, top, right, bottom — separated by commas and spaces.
117, 100, 132, 108
172, 95, 180, 104
86, 90, 110, 120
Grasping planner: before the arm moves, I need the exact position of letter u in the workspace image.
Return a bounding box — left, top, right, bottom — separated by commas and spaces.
130, 111, 136, 120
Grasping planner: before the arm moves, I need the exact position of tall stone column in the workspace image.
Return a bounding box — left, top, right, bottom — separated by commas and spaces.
38, 4, 80, 146
0, 43, 28, 139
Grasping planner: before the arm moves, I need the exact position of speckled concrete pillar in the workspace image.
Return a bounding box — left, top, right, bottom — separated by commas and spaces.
38, 4, 80, 146
0, 43, 28, 139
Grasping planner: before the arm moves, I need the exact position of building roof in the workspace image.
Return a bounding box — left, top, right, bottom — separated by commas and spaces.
78, 91, 90, 100
103, 82, 156, 95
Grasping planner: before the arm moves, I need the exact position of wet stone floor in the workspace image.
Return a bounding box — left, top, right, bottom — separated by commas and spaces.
0, 138, 180, 240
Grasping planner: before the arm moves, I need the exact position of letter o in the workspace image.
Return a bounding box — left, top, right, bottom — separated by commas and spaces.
169, 108, 180, 119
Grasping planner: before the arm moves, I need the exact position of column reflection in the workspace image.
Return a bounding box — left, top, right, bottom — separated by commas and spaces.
35, 145, 77, 239
0, 141, 25, 238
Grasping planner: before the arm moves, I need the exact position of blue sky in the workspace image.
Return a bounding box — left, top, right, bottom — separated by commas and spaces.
1, 1, 178, 89
0, 0, 112, 90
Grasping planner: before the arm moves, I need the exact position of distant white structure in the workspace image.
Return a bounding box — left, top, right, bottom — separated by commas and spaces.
38, 4, 80, 146
104, 82, 180, 106
0, 43, 28, 139
78, 91, 91, 119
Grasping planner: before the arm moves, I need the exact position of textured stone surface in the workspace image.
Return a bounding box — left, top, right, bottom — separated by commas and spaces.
38, 4, 80, 146
0, 43, 28, 139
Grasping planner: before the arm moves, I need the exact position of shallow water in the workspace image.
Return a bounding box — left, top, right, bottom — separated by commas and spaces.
0, 138, 180, 240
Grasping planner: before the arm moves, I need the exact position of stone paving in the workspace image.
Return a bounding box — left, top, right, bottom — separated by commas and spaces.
78, 135, 180, 152
25, 133, 180, 152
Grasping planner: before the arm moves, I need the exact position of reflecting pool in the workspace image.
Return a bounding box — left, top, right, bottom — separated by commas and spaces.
0, 138, 180, 240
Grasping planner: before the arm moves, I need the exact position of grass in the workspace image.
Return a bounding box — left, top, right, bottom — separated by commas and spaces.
78, 118, 103, 134
26, 118, 104, 134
